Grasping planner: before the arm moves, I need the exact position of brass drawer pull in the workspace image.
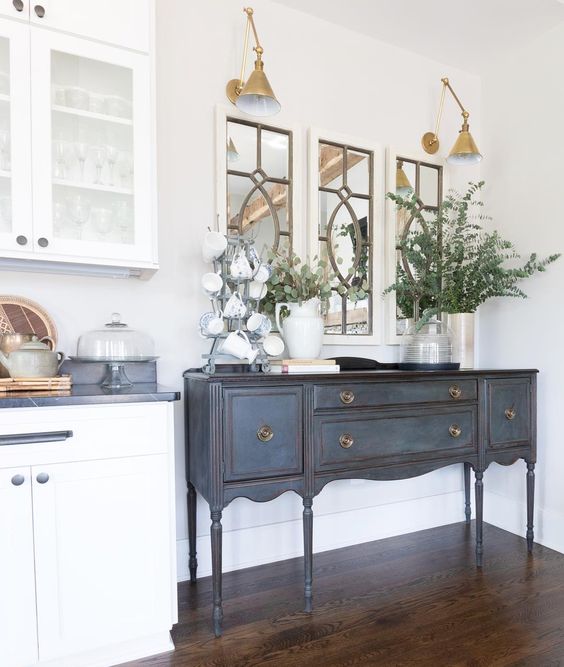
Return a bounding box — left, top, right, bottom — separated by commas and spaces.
449, 385, 462, 399
505, 407, 516, 421
340, 390, 355, 405
449, 424, 462, 438
257, 425, 274, 442
339, 433, 354, 449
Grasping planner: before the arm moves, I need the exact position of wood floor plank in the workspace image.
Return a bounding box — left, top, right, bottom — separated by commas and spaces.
119, 523, 564, 667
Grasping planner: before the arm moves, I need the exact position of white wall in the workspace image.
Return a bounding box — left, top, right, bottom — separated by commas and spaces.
479, 23, 564, 554
0, 0, 482, 580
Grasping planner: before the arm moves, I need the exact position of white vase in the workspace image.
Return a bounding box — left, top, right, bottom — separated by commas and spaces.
275, 299, 324, 359
445, 312, 475, 369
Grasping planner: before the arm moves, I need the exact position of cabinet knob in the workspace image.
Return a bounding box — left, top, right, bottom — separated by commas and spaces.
34, 4, 45, 17
449, 424, 462, 438
339, 433, 354, 449
36, 472, 49, 484
12, 0, 24, 12
16, 235, 28, 246
11, 474, 25, 486
449, 385, 462, 399
505, 407, 516, 421
340, 390, 355, 405
257, 425, 274, 443
37, 237, 49, 248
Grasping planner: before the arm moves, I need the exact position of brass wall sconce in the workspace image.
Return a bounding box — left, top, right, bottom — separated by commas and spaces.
396, 160, 413, 195
422, 77, 482, 165
226, 7, 281, 117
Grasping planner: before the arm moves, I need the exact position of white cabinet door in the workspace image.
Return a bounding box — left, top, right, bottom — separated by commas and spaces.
30, 28, 155, 265
0, 0, 29, 20
0, 467, 38, 667
32, 455, 172, 661
0, 18, 33, 254
29, 0, 151, 52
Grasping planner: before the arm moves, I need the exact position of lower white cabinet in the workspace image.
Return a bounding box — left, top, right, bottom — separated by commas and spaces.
0, 402, 177, 667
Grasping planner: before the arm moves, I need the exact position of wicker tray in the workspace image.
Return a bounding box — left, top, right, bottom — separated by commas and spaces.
0, 375, 72, 392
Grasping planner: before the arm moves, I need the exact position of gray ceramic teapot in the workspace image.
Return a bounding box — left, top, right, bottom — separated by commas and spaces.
0, 336, 64, 378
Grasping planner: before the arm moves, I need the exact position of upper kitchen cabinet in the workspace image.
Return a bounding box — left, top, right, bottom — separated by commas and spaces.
0, 0, 29, 20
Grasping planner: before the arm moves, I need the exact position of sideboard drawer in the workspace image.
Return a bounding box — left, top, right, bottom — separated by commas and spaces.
223, 387, 303, 482
315, 407, 477, 472
488, 379, 532, 449
314, 379, 477, 410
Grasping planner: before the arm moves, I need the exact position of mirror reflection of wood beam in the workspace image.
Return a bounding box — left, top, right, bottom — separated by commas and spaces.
319, 145, 366, 187
325, 307, 368, 327
230, 183, 287, 230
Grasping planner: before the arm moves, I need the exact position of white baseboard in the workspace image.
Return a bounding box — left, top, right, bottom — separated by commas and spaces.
176, 490, 466, 581
484, 490, 564, 555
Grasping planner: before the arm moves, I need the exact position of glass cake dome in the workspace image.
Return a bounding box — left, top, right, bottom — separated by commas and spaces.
76, 313, 155, 361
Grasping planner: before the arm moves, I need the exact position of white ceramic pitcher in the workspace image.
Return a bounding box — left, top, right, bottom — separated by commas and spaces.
275, 299, 324, 359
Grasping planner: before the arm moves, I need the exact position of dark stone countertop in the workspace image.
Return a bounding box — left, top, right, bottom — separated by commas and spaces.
0, 383, 180, 409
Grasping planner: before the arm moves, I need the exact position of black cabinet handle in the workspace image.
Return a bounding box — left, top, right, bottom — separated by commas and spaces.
12, 0, 24, 12
16, 235, 28, 246
38, 237, 49, 248
34, 4, 45, 17
36, 472, 49, 484
0, 430, 73, 447
11, 474, 25, 486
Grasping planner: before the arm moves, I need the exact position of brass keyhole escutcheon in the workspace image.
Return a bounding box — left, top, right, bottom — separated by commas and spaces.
340, 390, 355, 405
339, 433, 354, 449
449, 385, 462, 399
505, 407, 516, 421
257, 425, 274, 442
449, 424, 462, 438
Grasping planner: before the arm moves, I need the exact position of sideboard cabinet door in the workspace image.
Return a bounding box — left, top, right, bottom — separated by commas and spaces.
0, 466, 38, 667
32, 454, 172, 661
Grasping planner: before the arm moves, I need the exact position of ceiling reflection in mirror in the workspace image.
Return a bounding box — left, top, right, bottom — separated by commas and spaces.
226, 118, 292, 260
317, 141, 374, 336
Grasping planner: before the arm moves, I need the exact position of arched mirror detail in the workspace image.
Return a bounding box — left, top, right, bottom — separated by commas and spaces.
226, 117, 292, 259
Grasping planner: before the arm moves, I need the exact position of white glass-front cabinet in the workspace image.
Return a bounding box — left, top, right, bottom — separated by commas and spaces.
31, 30, 154, 266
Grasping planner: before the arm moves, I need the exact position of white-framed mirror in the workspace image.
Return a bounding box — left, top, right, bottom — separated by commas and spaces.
308, 128, 383, 346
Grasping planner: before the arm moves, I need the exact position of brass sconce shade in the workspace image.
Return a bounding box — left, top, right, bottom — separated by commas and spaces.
226, 8, 280, 117
396, 160, 413, 195
422, 78, 482, 165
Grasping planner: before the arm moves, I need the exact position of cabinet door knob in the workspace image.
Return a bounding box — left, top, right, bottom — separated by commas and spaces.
257, 425, 274, 442
36, 472, 49, 484
449, 424, 462, 438
339, 433, 354, 449
449, 385, 462, 399
505, 407, 516, 421
12, 0, 24, 12
11, 474, 25, 486
34, 4, 45, 17
340, 390, 355, 405
16, 235, 28, 246
37, 237, 49, 248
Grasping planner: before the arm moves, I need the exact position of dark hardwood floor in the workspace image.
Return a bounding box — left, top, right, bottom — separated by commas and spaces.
121, 522, 564, 666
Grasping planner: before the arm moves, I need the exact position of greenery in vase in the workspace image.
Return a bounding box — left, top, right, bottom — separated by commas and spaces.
384, 181, 560, 320
262, 249, 369, 316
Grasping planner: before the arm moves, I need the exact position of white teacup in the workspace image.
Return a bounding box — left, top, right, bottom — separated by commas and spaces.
223, 292, 247, 319
201, 272, 223, 296
202, 231, 227, 263
248, 280, 267, 300
230, 250, 253, 280
221, 330, 258, 363
253, 262, 272, 283
199, 311, 224, 337
247, 312, 272, 337
263, 334, 285, 357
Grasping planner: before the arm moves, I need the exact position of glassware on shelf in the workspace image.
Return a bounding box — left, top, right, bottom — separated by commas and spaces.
52, 85, 65, 106
91, 207, 114, 237
89, 94, 106, 114
105, 144, 119, 187
0, 196, 11, 231
66, 194, 91, 239
53, 201, 69, 238
52, 139, 71, 179
105, 95, 131, 118
118, 151, 133, 189
90, 145, 106, 185
64, 86, 89, 110
74, 141, 89, 181
0, 129, 10, 172
112, 200, 133, 243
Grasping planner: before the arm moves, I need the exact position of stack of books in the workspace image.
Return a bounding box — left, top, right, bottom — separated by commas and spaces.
269, 359, 340, 374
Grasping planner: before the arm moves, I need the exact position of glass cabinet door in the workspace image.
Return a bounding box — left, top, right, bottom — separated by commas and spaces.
0, 19, 33, 253
30, 29, 154, 263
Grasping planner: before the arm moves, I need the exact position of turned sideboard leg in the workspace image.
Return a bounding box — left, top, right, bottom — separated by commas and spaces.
210, 509, 223, 637
303, 497, 314, 613
475, 470, 484, 567
464, 463, 472, 524
526, 462, 535, 553
187, 482, 198, 583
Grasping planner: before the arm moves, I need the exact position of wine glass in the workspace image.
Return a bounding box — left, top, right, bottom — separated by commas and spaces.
112, 200, 132, 243
74, 141, 89, 182
104, 144, 119, 187
0, 129, 10, 172
90, 146, 106, 185
52, 139, 70, 180
66, 195, 91, 239
118, 151, 133, 189
91, 207, 114, 237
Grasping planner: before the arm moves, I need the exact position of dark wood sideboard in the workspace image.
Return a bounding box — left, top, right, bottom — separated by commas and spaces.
184, 368, 538, 636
